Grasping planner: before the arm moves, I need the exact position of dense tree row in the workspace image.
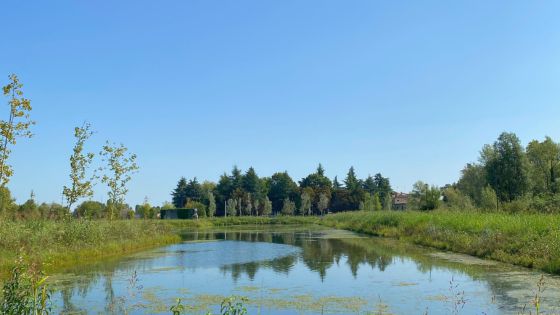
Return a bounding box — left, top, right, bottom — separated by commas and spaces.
170, 164, 393, 217
436, 132, 560, 213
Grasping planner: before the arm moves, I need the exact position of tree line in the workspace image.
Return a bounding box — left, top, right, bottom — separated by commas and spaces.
2, 74, 558, 220
168, 130, 560, 216
411, 131, 560, 213
167, 164, 393, 218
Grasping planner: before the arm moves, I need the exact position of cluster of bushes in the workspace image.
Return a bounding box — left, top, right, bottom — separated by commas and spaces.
0, 188, 67, 220
75, 200, 159, 220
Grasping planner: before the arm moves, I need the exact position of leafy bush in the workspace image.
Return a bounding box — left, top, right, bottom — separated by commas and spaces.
0, 258, 51, 315
529, 194, 560, 214
75, 201, 106, 219
186, 200, 207, 218
500, 197, 532, 213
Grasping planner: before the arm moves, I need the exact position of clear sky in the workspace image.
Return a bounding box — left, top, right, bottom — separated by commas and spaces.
1, 1, 560, 206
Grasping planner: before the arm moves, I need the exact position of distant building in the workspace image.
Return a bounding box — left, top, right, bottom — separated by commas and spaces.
392, 192, 408, 210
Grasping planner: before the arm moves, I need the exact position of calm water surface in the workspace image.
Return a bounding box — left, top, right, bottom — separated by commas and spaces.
50, 226, 560, 314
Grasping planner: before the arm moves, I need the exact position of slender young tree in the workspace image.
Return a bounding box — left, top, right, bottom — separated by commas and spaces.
361, 193, 373, 211
300, 191, 312, 216
262, 196, 272, 216
372, 193, 382, 211
383, 193, 392, 210
207, 191, 216, 217
281, 197, 295, 215
226, 198, 237, 217
318, 193, 329, 216
63, 123, 96, 211
253, 198, 260, 216
237, 197, 243, 216
243, 193, 252, 216
99, 142, 139, 220
136, 196, 152, 219
0, 74, 35, 186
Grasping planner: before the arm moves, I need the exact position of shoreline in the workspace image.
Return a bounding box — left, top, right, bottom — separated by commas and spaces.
1, 211, 559, 278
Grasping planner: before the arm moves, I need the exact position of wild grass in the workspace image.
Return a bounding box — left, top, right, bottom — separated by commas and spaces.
0, 219, 180, 275
0, 216, 314, 276
318, 210, 560, 274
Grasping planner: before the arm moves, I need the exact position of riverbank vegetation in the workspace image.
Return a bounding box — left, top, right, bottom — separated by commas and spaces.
0, 220, 180, 275
159, 211, 560, 275
319, 210, 560, 274
3, 210, 560, 278
446, 132, 560, 213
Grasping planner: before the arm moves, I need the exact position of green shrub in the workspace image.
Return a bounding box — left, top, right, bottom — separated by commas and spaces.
0, 258, 51, 315
501, 197, 532, 213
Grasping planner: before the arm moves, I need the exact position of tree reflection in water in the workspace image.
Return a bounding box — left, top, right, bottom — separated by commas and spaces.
49, 227, 560, 314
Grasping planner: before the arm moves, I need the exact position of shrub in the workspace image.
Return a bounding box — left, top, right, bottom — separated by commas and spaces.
75, 201, 106, 219
0, 258, 51, 315
501, 197, 532, 213
529, 194, 560, 214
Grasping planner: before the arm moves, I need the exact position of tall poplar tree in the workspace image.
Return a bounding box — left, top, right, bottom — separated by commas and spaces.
63, 123, 96, 211
99, 142, 139, 219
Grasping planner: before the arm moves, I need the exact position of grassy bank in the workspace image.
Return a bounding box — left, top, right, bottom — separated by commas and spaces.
0, 216, 314, 275
193, 212, 560, 274
318, 210, 560, 274
3, 211, 560, 277
0, 219, 182, 275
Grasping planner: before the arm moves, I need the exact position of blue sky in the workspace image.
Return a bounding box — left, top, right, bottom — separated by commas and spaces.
1, 1, 560, 206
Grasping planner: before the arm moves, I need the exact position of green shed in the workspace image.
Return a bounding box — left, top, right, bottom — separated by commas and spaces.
160, 208, 197, 219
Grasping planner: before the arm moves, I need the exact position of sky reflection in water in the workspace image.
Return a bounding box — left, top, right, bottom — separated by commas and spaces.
50, 226, 560, 314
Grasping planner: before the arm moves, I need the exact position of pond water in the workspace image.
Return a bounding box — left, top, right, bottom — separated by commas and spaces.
50, 225, 560, 314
